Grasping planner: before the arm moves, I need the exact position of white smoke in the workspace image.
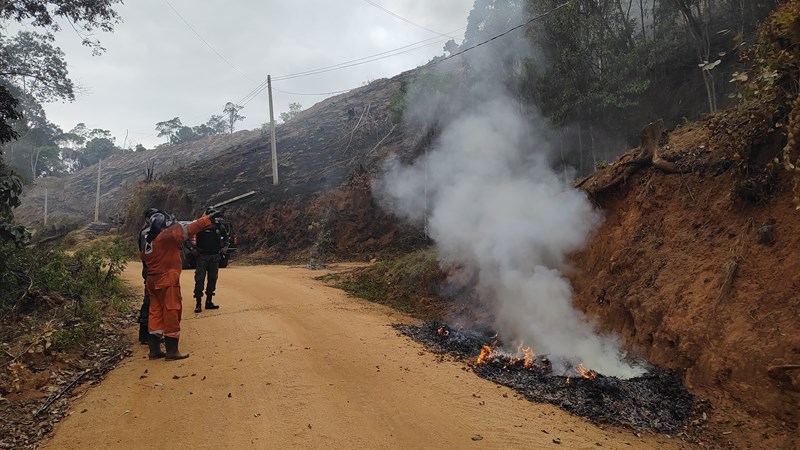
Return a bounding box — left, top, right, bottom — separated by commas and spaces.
376, 90, 644, 379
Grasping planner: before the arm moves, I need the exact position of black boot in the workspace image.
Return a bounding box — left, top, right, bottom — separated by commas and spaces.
164, 337, 189, 361
138, 323, 149, 345
148, 334, 165, 360
194, 297, 202, 313
205, 294, 219, 310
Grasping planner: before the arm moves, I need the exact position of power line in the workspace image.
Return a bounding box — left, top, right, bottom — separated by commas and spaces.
361, 0, 457, 40
162, 0, 259, 84
272, 28, 465, 81
271, 86, 357, 97
237, 29, 465, 106
237, 3, 569, 108
431, 2, 571, 66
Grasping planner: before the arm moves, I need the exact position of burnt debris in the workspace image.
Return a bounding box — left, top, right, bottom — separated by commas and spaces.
394, 322, 693, 434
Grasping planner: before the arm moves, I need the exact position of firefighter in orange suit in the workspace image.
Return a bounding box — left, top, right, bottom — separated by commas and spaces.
141, 208, 223, 360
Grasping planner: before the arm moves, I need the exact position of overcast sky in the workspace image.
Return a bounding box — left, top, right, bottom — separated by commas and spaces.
38, 0, 475, 149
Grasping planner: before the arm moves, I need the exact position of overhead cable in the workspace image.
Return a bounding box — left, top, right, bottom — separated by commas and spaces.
162, 0, 259, 84
430, 1, 572, 66
361, 0, 458, 40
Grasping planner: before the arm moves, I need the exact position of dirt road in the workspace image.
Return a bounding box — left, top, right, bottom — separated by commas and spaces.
43, 264, 685, 449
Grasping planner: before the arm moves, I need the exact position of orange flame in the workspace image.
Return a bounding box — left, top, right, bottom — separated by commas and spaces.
575, 363, 597, 379
475, 341, 498, 365
566, 377, 571, 385
521, 347, 536, 368
437, 326, 450, 337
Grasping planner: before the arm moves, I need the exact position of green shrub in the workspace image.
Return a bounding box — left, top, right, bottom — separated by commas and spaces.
336, 248, 445, 317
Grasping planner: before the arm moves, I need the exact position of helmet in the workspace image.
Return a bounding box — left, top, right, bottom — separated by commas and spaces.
144, 208, 159, 218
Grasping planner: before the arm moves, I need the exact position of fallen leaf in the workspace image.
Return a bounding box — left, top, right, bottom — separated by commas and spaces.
471, 435, 483, 441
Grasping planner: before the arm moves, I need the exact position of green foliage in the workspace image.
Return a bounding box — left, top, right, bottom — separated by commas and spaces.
0, 160, 28, 245
1, 0, 123, 54
52, 319, 100, 352
388, 82, 408, 124
0, 31, 74, 103
731, 0, 800, 104
0, 237, 129, 314
155, 117, 183, 145
335, 249, 445, 318
71, 237, 129, 296
223, 102, 245, 134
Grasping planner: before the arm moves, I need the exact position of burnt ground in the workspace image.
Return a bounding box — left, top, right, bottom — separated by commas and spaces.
395, 322, 694, 435
0, 311, 133, 450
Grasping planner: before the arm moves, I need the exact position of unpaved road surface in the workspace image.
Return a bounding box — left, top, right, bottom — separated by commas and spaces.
43, 264, 686, 449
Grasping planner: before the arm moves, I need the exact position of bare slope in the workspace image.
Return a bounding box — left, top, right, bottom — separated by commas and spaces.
570, 106, 799, 449
17, 71, 419, 258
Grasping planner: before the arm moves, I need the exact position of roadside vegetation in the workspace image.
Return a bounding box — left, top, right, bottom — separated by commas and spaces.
320, 249, 446, 319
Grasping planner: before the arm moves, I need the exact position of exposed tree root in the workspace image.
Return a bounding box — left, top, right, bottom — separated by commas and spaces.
575, 120, 688, 196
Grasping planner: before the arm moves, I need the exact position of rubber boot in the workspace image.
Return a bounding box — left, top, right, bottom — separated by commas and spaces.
164, 337, 189, 361
138, 323, 149, 345
205, 294, 220, 310
148, 334, 166, 360
194, 296, 202, 313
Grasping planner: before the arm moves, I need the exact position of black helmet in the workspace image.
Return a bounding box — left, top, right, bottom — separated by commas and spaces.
144, 207, 159, 218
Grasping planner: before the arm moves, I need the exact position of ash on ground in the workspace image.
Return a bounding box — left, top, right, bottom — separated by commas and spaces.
394, 322, 693, 434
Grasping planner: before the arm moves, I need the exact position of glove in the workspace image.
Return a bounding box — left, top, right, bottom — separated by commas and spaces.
207, 207, 226, 220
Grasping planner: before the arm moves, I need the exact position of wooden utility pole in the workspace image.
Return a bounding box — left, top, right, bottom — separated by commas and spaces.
95, 159, 101, 222
267, 75, 279, 185
43, 188, 48, 227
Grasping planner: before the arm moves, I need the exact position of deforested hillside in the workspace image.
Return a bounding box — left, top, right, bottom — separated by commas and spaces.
16, 70, 426, 257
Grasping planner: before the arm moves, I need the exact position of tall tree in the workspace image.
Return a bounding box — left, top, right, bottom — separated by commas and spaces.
205, 114, 227, 135
0, 0, 122, 242
155, 117, 183, 145
222, 102, 245, 134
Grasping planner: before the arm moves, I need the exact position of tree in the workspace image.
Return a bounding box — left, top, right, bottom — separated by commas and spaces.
205, 114, 227, 135
0, 0, 122, 240
222, 102, 245, 133
173, 126, 202, 144
1, 0, 122, 54
279, 102, 302, 123
0, 31, 73, 103
155, 117, 183, 145
80, 136, 119, 167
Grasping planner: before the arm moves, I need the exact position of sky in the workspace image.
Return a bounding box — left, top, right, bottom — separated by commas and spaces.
36, 0, 476, 149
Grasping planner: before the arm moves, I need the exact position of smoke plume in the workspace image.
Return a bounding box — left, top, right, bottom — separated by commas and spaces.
375, 12, 644, 378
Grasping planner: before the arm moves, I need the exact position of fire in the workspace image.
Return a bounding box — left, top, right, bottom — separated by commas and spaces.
521, 346, 536, 368
436, 326, 450, 337
474, 340, 539, 369
475, 341, 498, 365
575, 363, 597, 379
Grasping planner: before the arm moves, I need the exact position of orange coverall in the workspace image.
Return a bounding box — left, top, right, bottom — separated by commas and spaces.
142, 216, 212, 339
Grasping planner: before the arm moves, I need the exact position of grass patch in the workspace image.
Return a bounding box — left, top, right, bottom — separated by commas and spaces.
332, 248, 446, 319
